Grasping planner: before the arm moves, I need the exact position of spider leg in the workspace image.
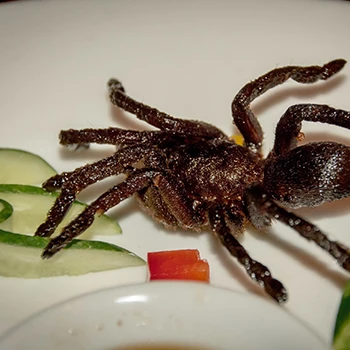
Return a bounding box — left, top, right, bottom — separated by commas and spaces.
107, 79, 226, 139
208, 206, 288, 303
43, 170, 205, 258
42, 170, 157, 258
44, 144, 156, 191
272, 104, 350, 156
35, 145, 154, 237
232, 59, 346, 153
245, 186, 350, 273
59, 128, 169, 147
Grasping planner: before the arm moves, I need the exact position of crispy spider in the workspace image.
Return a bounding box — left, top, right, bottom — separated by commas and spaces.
35, 59, 350, 303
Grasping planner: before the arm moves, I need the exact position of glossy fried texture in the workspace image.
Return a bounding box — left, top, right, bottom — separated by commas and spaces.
35, 59, 350, 304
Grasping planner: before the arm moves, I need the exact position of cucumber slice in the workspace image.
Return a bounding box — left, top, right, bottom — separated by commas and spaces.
334, 280, 350, 350
0, 148, 57, 186
0, 198, 14, 224
0, 229, 144, 278
0, 184, 121, 238
0, 149, 139, 278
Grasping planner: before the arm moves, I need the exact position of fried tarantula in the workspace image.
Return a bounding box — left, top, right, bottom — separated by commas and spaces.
35, 59, 350, 303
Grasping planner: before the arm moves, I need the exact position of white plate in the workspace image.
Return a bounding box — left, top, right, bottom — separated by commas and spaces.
1, 0, 350, 346
0, 282, 327, 350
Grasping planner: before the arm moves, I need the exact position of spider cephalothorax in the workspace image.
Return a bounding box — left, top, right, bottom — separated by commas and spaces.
35, 59, 350, 303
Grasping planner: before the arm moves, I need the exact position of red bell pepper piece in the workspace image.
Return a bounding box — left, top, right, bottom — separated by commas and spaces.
148, 249, 200, 271
147, 249, 210, 282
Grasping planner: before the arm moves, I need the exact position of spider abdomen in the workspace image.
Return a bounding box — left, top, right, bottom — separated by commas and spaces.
264, 142, 350, 208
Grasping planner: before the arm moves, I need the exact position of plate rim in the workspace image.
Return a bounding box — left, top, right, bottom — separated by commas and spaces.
0, 281, 328, 349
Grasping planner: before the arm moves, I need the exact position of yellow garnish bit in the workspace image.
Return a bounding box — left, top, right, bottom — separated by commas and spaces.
230, 134, 244, 146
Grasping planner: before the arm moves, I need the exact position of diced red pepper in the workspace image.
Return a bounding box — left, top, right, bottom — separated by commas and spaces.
150, 260, 210, 282
148, 249, 200, 271
147, 249, 210, 283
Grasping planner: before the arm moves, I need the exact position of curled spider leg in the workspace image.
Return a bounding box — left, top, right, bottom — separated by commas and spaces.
232, 59, 346, 153
35, 145, 155, 237
42, 170, 157, 258
271, 104, 350, 156
107, 79, 226, 139
245, 186, 350, 272
208, 206, 288, 303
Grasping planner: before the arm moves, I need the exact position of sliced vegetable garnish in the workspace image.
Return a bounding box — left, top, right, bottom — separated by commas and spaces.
334, 280, 350, 350
0, 198, 14, 225
0, 229, 144, 278
0, 184, 121, 238
0, 148, 57, 186
148, 249, 210, 282
147, 248, 200, 271
0, 148, 144, 278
